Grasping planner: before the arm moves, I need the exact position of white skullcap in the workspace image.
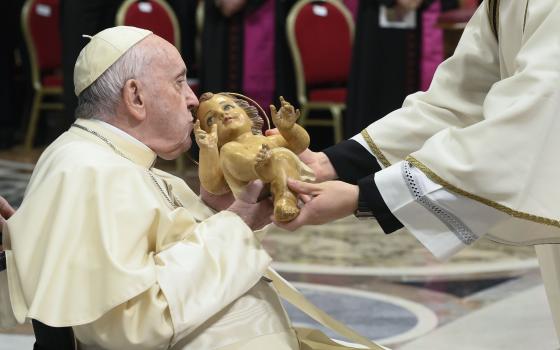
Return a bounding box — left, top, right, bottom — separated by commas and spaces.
73, 26, 152, 96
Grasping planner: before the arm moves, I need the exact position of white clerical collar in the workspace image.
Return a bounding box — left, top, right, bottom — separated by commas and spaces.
91, 119, 146, 148
72, 118, 157, 169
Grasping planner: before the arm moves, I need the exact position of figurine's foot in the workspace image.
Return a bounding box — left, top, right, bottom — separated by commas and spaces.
254, 144, 273, 181
274, 195, 299, 222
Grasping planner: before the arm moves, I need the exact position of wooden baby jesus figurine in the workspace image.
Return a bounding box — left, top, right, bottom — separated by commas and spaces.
194, 92, 315, 221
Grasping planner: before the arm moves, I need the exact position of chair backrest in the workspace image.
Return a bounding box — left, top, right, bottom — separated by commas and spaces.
21, 0, 62, 89
116, 0, 181, 51
286, 0, 354, 104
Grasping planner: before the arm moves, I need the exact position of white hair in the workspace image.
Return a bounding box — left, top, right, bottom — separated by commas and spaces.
75, 42, 148, 120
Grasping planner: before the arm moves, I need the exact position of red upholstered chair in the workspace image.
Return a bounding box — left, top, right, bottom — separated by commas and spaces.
116, 0, 181, 51
286, 0, 354, 143
21, 0, 64, 150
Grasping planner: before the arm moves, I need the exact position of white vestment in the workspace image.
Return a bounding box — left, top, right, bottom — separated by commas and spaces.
356, 0, 560, 257
0, 118, 298, 349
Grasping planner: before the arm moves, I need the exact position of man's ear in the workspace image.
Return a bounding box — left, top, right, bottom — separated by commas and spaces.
122, 79, 146, 121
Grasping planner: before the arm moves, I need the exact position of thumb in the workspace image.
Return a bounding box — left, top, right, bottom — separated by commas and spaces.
0, 196, 15, 219
238, 180, 266, 203
287, 179, 321, 195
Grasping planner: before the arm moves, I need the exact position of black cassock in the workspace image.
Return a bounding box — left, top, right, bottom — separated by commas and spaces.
344, 0, 458, 138
199, 0, 297, 106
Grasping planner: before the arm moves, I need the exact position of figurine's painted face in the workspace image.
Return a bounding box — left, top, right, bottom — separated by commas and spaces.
197, 94, 253, 143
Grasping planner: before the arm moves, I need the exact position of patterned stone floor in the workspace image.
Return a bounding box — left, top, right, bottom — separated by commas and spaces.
0, 159, 33, 208
263, 216, 537, 281
0, 155, 556, 349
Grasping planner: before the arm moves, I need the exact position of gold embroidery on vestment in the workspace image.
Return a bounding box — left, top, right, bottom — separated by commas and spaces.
407, 156, 560, 229
360, 130, 391, 168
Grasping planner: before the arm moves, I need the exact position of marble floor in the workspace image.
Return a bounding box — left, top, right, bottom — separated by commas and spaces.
0, 151, 558, 349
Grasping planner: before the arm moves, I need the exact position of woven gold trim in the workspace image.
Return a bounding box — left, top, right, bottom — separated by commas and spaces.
360, 130, 391, 167
407, 156, 560, 229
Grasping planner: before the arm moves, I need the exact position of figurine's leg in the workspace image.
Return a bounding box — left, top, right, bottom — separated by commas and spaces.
258, 148, 301, 222
254, 144, 275, 182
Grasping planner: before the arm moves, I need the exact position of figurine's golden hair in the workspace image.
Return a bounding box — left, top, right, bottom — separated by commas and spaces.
198, 92, 264, 135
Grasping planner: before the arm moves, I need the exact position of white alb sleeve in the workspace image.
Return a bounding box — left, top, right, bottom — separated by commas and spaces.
155, 210, 272, 344
375, 161, 509, 260
73, 211, 271, 350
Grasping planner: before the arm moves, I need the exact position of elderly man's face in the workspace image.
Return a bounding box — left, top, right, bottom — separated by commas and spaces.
141, 36, 198, 160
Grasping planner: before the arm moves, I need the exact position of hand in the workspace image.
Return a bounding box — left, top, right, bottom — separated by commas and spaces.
0, 196, 14, 250
227, 180, 274, 230
270, 96, 300, 131
264, 130, 337, 182
194, 120, 218, 149
200, 186, 234, 211
273, 179, 358, 231
0, 196, 15, 227
298, 149, 337, 182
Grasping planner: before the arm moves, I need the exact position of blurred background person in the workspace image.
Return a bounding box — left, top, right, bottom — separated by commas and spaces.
200, 0, 298, 110
344, 0, 460, 138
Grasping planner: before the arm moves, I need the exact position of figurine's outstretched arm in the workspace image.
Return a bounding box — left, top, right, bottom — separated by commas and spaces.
269, 96, 310, 154
194, 121, 230, 195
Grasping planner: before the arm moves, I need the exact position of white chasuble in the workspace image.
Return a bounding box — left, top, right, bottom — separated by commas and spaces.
1, 118, 298, 349
361, 0, 560, 246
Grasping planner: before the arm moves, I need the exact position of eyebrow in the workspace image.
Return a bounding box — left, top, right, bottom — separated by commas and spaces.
175, 68, 187, 79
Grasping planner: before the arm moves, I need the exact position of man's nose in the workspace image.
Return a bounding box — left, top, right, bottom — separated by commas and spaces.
185, 85, 198, 109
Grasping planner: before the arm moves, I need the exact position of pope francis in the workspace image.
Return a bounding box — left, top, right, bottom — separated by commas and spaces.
0, 26, 299, 349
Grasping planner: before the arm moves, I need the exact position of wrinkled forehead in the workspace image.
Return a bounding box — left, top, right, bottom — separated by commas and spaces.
148, 35, 185, 69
